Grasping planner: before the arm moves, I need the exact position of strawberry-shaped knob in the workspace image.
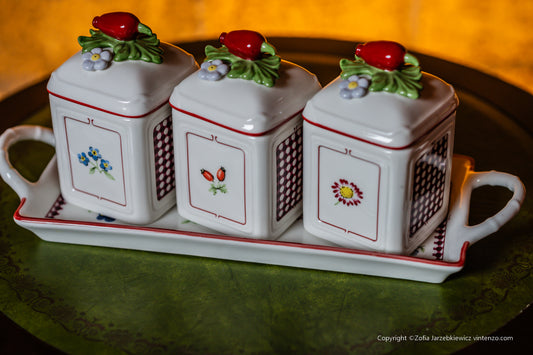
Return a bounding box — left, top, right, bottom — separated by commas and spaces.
219, 30, 276, 60
355, 41, 407, 71
92, 12, 152, 41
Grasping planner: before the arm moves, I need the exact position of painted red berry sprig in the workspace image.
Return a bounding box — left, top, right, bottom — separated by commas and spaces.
219, 30, 275, 60
201, 167, 227, 195
216, 167, 226, 182
201, 169, 214, 182
355, 41, 406, 71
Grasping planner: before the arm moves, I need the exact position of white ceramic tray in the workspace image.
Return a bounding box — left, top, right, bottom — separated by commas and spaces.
0, 126, 525, 283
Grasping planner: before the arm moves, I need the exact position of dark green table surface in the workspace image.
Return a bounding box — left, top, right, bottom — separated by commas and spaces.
1, 38, 532, 354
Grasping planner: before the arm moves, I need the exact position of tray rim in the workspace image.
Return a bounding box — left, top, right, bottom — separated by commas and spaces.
13, 197, 469, 269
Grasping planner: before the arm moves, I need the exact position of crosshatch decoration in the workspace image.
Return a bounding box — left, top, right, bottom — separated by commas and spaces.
45, 195, 66, 218
432, 219, 447, 260
276, 127, 304, 221
153, 116, 175, 200
409, 134, 449, 237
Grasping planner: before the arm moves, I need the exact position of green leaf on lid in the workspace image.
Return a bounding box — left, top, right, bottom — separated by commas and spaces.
340, 55, 423, 99
204, 45, 281, 87
78, 29, 163, 64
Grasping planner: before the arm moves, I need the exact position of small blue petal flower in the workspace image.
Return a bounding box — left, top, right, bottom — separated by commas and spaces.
78, 152, 89, 166
198, 59, 229, 81
100, 159, 112, 172
88, 147, 101, 161
339, 75, 370, 99
82, 48, 113, 71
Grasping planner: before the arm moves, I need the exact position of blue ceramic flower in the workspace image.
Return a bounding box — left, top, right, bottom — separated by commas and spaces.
81, 48, 113, 71
198, 59, 229, 81
339, 75, 370, 99
78, 152, 89, 166
82, 48, 113, 71
100, 159, 112, 172
88, 147, 101, 161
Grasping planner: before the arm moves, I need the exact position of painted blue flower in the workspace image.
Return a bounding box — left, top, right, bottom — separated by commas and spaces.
198, 59, 229, 81
97, 214, 115, 222
78, 152, 89, 166
339, 75, 370, 99
100, 159, 112, 172
88, 147, 101, 161
82, 48, 113, 71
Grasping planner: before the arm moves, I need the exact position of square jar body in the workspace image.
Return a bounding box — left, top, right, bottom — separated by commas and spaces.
169, 59, 321, 238
173, 111, 304, 239
50, 98, 176, 224
301, 73, 458, 254
46, 43, 198, 223
303, 115, 455, 254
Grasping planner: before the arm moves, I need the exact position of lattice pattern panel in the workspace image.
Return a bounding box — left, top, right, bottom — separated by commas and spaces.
153, 116, 176, 201
276, 127, 304, 221
409, 134, 449, 237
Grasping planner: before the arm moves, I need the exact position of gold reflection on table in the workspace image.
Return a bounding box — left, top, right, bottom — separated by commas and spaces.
1, 0, 533, 99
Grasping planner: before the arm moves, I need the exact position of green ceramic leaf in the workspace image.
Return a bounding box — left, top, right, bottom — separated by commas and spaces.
204, 45, 281, 87
78, 29, 163, 64
340, 55, 423, 99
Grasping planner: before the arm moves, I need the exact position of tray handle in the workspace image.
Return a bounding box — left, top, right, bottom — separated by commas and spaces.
446, 169, 526, 258
0, 125, 56, 199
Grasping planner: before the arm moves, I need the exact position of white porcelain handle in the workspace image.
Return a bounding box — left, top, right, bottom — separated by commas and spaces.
446, 169, 526, 258
0, 125, 56, 199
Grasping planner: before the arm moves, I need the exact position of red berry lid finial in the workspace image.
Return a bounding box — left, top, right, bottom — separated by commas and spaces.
218, 30, 276, 60
355, 41, 406, 71
339, 40, 423, 99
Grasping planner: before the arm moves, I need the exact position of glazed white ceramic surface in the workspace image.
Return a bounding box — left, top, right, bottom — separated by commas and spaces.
47, 43, 198, 117
170, 61, 321, 135
47, 43, 198, 224
0, 125, 525, 283
303, 73, 458, 254
303, 73, 458, 148
169, 61, 321, 239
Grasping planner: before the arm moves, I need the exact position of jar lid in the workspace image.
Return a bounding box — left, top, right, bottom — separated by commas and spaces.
47, 42, 198, 118
303, 73, 458, 149
169, 60, 321, 136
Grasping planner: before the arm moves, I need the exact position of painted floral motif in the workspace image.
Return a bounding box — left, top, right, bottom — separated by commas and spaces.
88, 146, 102, 161
339, 75, 370, 99
78, 152, 90, 166
82, 48, 113, 71
201, 167, 227, 195
78, 146, 115, 180
100, 159, 112, 172
198, 59, 229, 81
96, 214, 116, 222
332, 179, 363, 206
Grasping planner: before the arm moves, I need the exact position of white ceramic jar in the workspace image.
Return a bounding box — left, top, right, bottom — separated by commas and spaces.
47, 12, 198, 224
302, 41, 458, 254
169, 30, 321, 239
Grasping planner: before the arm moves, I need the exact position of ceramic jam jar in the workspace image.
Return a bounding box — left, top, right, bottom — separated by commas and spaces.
169, 30, 321, 239
302, 41, 459, 254
47, 12, 198, 224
